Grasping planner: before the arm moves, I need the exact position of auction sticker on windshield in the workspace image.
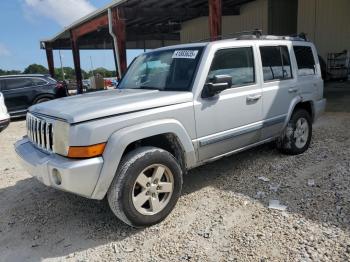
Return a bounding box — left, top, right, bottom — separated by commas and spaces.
172, 50, 199, 59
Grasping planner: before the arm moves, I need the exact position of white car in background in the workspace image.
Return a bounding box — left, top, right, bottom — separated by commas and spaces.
0, 92, 10, 132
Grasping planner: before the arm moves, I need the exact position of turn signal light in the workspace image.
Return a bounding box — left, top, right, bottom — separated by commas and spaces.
67, 143, 106, 158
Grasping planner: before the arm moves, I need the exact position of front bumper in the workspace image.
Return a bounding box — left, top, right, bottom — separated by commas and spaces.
0, 116, 10, 132
314, 99, 327, 121
15, 138, 103, 198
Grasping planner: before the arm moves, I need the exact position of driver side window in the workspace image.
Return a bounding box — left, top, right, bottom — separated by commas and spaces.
207, 47, 255, 87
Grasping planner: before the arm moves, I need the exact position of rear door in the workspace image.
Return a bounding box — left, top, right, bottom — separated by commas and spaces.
2, 78, 34, 112
257, 43, 298, 140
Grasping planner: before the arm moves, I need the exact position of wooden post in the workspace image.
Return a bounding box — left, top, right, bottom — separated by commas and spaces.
112, 7, 127, 76
70, 30, 83, 94
45, 43, 55, 78
208, 0, 222, 41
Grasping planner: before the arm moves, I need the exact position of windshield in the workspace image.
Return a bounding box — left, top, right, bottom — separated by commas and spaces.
118, 47, 204, 91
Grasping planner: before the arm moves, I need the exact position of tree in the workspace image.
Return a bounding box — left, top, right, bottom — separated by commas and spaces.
90, 67, 116, 78
0, 69, 22, 76
23, 64, 49, 74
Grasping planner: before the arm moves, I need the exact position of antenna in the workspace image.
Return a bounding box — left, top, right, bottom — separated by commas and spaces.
90, 56, 95, 77
58, 50, 65, 81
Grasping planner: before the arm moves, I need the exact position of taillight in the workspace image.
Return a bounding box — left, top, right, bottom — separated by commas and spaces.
56, 82, 64, 89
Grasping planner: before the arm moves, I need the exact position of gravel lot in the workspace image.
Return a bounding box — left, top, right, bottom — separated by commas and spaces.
1, 90, 350, 261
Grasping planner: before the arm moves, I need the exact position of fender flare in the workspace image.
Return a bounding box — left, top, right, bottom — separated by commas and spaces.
283, 96, 302, 128
283, 96, 315, 128
91, 119, 196, 199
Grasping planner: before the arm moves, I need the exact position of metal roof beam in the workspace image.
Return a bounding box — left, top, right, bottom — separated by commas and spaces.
123, 6, 239, 20
127, 33, 180, 41
127, 24, 181, 34
71, 13, 109, 40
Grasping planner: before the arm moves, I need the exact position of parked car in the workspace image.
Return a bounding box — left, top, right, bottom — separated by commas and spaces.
82, 79, 91, 90
0, 92, 10, 132
15, 35, 326, 227
0, 74, 67, 117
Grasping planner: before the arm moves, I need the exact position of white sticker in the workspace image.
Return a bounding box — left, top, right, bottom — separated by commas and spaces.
172, 50, 199, 59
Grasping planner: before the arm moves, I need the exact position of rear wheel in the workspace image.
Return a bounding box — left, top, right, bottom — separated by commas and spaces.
277, 109, 312, 155
107, 147, 183, 228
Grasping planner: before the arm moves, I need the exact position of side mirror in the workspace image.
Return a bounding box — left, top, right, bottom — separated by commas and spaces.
202, 75, 232, 98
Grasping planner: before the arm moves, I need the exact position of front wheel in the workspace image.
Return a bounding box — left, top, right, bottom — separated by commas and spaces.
35, 97, 52, 104
277, 109, 312, 155
107, 147, 183, 228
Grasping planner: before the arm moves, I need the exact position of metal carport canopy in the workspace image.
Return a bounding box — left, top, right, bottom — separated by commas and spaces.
41, 0, 254, 94
41, 0, 252, 50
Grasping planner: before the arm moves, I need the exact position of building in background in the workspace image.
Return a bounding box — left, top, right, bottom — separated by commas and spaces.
181, 0, 350, 60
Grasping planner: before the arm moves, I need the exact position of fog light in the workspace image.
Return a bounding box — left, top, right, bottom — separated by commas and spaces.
52, 168, 62, 185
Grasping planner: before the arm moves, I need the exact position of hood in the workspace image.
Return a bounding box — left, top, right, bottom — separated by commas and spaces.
30, 89, 193, 124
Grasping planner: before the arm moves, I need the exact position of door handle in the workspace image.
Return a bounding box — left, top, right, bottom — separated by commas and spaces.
288, 87, 298, 93
246, 94, 262, 102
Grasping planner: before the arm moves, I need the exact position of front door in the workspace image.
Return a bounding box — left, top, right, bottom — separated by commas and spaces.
194, 46, 263, 161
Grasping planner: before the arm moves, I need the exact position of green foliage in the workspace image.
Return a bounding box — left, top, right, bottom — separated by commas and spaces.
54, 67, 81, 81
23, 64, 49, 74
0, 69, 22, 76
90, 67, 116, 78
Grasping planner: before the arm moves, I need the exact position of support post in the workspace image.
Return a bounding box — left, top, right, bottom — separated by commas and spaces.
112, 41, 119, 79
45, 43, 55, 78
70, 30, 83, 94
110, 7, 127, 76
208, 0, 222, 41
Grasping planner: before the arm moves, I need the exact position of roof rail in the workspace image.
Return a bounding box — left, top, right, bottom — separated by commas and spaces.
0, 74, 47, 78
194, 29, 263, 42
193, 30, 308, 43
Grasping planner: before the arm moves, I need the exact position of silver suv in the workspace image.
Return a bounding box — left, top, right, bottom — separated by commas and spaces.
15, 35, 326, 227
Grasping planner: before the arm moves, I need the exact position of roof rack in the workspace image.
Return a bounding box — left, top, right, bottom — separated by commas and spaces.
0, 74, 47, 78
195, 29, 308, 43
195, 29, 263, 42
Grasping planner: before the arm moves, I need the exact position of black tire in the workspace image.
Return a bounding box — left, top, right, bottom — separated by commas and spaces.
277, 109, 312, 155
107, 147, 183, 228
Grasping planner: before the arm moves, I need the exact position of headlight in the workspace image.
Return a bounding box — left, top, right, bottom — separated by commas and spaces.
53, 120, 70, 156
51, 120, 105, 158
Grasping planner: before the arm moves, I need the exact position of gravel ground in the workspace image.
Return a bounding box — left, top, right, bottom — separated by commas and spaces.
0, 112, 349, 262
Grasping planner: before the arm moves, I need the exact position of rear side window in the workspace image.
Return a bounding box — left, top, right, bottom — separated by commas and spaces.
4, 78, 33, 90
208, 47, 255, 86
47, 77, 57, 83
32, 78, 48, 86
293, 46, 316, 76
260, 46, 292, 81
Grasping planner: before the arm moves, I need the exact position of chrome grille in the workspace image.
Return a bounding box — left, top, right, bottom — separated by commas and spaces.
26, 113, 53, 152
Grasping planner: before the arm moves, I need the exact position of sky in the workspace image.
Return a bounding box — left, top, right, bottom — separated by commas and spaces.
0, 0, 144, 72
